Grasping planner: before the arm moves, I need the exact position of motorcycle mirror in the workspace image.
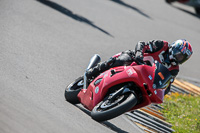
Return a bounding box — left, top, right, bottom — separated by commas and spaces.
86, 54, 101, 71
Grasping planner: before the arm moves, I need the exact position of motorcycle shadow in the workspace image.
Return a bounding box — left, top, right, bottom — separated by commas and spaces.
74, 104, 129, 133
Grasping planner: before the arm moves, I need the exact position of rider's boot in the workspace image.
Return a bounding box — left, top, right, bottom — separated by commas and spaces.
85, 57, 116, 81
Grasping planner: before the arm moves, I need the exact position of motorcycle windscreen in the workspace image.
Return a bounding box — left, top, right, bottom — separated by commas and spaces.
153, 61, 172, 89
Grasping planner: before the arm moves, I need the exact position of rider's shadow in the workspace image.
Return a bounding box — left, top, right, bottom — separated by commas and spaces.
172, 5, 200, 19
36, 0, 113, 37
110, 0, 151, 19
75, 104, 129, 133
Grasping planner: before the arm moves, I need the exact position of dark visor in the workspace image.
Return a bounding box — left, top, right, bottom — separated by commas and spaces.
173, 51, 187, 64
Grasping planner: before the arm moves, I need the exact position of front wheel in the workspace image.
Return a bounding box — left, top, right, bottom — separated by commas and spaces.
64, 76, 83, 104
91, 92, 137, 121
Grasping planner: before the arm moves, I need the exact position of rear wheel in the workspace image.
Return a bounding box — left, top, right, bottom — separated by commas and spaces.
64, 76, 83, 104
91, 91, 137, 121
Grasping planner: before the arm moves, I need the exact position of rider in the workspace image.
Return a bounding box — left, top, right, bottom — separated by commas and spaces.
86, 39, 193, 95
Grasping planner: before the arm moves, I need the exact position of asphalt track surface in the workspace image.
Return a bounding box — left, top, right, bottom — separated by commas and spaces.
1, 0, 200, 133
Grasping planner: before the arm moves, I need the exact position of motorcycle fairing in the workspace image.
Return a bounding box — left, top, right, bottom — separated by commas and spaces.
78, 65, 153, 111
78, 61, 172, 111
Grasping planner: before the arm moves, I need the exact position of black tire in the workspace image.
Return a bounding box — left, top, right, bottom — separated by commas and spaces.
91, 92, 137, 121
64, 76, 83, 104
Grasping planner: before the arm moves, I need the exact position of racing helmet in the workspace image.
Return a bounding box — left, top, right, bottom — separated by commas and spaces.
169, 39, 193, 64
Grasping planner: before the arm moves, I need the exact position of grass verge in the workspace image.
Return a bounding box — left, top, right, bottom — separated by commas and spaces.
161, 92, 200, 133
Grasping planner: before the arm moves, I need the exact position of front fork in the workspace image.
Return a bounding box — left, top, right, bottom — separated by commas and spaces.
83, 72, 88, 89
108, 83, 136, 102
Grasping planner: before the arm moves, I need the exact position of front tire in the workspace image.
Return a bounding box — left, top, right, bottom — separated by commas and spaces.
91, 92, 137, 121
64, 76, 83, 104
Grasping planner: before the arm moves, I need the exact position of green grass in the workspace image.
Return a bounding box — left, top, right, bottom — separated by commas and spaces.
161, 93, 200, 133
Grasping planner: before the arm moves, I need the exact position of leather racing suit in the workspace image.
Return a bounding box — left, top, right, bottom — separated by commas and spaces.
86, 40, 179, 95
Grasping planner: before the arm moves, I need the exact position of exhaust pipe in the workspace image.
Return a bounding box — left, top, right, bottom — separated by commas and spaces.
83, 54, 101, 89
86, 54, 101, 70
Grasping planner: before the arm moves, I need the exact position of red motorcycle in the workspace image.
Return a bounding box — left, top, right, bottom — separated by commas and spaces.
65, 54, 172, 121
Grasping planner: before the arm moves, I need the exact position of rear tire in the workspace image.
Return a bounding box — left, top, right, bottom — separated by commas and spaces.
91, 92, 137, 121
64, 76, 83, 104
